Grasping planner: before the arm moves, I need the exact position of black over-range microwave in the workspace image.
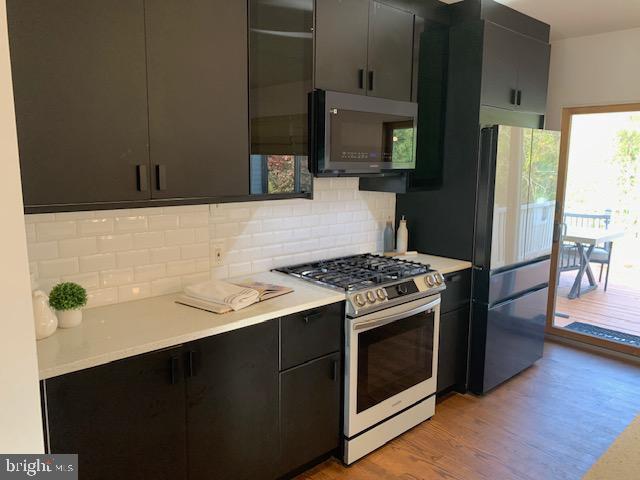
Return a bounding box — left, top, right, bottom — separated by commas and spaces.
310, 89, 418, 176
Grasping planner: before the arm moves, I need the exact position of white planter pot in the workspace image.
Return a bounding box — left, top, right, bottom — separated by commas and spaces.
57, 308, 83, 328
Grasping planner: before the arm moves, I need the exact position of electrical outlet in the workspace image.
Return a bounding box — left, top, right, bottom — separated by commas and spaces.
212, 244, 224, 265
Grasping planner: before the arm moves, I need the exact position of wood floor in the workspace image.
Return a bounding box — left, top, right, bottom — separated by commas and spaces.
554, 270, 640, 337
298, 342, 640, 480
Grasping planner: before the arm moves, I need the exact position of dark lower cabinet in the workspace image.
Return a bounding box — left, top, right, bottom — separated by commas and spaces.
280, 353, 341, 475
43, 303, 343, 480
186, 320, 279, 480
437, 306, 470, 394
44, 347, 188, 480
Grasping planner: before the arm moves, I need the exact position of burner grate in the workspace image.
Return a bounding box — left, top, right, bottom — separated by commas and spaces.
276, 254, 431, 291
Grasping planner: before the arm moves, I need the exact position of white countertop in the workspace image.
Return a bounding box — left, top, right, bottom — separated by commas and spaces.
394, 252, 472, 275
36, 271, 344, 380
37, 253, 471, 380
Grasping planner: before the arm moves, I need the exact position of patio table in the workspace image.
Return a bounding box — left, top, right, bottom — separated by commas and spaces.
564, 226, 624, 299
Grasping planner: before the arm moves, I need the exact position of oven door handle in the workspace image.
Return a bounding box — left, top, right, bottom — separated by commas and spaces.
353, 298, 440, 331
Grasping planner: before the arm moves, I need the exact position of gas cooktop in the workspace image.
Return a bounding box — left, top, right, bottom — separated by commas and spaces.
276, 254, 445, 317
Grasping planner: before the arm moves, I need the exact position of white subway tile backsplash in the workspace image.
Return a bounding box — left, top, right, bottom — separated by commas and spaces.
116, 249, 151, 268
36, 221, 77, 241
28, 241, 59, 261
25, 178, 394, 306
59, 237, 97, 257
39, 258, 79, 278
78, 218, 114, 236
100, 268, 134, 287
79, 253, 116, 273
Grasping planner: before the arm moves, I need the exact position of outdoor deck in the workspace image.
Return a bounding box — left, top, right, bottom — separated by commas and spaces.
554, 269, 640, 337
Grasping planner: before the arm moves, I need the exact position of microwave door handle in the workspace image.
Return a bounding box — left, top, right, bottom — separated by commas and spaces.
353, 298, 440, 331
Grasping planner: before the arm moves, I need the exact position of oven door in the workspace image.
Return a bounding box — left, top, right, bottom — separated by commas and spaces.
344, 295, 440, 438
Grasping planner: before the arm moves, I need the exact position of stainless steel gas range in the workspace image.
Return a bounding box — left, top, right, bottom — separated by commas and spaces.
276, 254, 445, 464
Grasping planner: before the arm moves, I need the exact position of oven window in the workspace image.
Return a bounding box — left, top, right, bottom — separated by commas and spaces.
357, 311, 434, 413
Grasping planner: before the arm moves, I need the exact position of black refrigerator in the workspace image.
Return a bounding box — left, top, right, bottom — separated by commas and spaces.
469, 125, 561, 394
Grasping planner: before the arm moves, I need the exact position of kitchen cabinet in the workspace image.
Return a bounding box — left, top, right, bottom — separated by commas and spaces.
44, 347, 188, 480
315, 0, 415, 101
437, 269, 471, 394
280, 352, 341, 474
367, 1, 415, 101
42, 303, 344, 479
186, 320, 279, 480
249, 0, 313, 197
7, 0, 249, 212
481, 21, 550, 114
7, 0, 151, 207
145, 0, 249, 199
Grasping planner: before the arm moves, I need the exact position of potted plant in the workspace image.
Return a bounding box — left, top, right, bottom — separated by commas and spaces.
49, 282, 88, 328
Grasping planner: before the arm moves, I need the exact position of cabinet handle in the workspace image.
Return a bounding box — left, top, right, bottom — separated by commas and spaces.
170, 355, 180, 384
136, 165, 148, 192
516, 90, 522, 106
358, 69, 364, 89
185, 350, 196, 378
331, 359, 339, 381
304, 311, 323, 324
368, 70, 374, 91
510, 89, 517, 105
155, 164, 167, 191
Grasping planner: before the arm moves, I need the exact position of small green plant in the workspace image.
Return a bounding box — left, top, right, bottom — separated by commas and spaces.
48, 282, 87, 311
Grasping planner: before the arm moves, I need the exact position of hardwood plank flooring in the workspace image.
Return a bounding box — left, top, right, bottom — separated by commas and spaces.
298, 342, 640, 480
554, 270, 640, 337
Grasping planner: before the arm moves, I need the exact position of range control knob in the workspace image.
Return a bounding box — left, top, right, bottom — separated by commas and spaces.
366, 291, 376, 304
425, 275, 435, 287
435, 273, 444, 285
354, 294, 366, 307
376, 288, 386, 300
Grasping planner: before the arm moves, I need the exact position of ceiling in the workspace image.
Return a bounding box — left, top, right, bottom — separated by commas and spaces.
440, 0, 640, 40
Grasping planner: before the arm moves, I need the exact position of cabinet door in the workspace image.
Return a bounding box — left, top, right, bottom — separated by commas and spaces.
7, 0, 150, 207
437, 306, 470, 394
516, 35, 551, 114
44, 348, 187, 480
367, 1, 415, 101
186, 321, 279, 480
280, 353, 341, 475
481, 21, 519, 111
146, 0, 249, 199
315, 0, 370, 95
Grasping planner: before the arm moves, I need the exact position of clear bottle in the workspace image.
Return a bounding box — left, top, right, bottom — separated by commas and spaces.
383, 218, 395, 252
396, 216, 408, 254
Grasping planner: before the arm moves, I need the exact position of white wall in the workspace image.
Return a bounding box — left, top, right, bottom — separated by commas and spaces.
0, 2, 45, 453
546, 27, 640, 130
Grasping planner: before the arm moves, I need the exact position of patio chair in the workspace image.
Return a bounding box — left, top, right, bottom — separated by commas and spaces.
563, 211, 613, 290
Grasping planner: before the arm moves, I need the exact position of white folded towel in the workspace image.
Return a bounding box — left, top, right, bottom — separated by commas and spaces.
184, 279, 259, 311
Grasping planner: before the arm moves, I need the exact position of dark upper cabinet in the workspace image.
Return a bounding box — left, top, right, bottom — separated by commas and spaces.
249, 0, 313, 196
44, 347, 188, 480
315, 0, 415, 101
481, 21, 520, 111
516, 34, 551, 114
145, 0, 249, 199
186, 320, 279, 480
367, 1, 415, 101
315, 0, 370, 96
280, 352, 341, 475
481, 21, 550, 114
7, 0, 151, 207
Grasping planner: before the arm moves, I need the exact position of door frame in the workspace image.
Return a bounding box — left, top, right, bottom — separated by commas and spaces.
546, 103, 640, 356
